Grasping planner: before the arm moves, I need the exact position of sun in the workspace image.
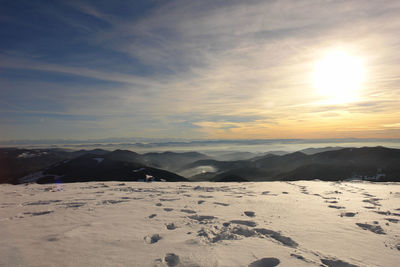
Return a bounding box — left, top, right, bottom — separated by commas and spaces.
313, 50, 365, 103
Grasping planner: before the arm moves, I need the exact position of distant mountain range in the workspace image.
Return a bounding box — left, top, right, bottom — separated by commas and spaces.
0, 146, 399, 184
0, 148, 107, 184
36, 150, 186, 184
0, 148, 189, 184
183, 147, 400, 182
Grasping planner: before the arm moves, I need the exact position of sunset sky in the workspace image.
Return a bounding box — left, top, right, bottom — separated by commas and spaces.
1, 0, 400, 141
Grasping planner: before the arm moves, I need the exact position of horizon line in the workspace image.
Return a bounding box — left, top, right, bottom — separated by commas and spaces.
1, 137, 400, 145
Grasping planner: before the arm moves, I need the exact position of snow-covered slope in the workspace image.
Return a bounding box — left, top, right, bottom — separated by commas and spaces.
0, 181, 399, 266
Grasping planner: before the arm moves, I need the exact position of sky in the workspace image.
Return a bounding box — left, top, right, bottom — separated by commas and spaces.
1, 0, 400, 141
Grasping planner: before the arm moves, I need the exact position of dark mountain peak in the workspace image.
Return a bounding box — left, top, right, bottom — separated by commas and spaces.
145, 151, 206, 157
285, 151, 306, 157
248, 153, 278, 162
72, 149, 109, 156
3, 146, 400, 184
254, 151, 306, 165
299, 146, 344, 155
37, 149, 186, 184
160, 151, 176, 155
262, 153, 278, 158
75, 153, 103, 159
111, 149, 139, 155
313, 146, 400, 159
142, 151, 210, 173
104, 149, 143, 163
178, 151, 207, 157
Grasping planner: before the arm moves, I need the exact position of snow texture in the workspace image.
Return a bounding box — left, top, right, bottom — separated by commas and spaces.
1, 181, 399, 266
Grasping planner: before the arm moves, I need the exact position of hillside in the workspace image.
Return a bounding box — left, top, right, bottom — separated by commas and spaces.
0, 148, 96, 184
36, 151, 187, 183
0, 149, 206, 184
2, 146, 400, 184
143, 151, 210, 172
183, 147, 400, 182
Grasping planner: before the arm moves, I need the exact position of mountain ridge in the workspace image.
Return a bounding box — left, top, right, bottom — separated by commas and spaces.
1, 146, 399, 184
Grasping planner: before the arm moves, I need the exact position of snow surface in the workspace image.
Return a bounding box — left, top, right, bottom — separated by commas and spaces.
133, 168, 146, 172
17, 152, 48, 158
0, 181, 399, 266
19, 171, 44, 183
19, 173, 63, 184
17, 152, 37, 158
93, 158, 104, 164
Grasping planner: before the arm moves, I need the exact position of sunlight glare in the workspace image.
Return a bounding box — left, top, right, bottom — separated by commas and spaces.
313, 50, 365, 103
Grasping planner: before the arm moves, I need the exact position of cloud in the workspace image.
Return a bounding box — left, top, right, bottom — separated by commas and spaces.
383, 123, 400, 129
1, 0, 400, 139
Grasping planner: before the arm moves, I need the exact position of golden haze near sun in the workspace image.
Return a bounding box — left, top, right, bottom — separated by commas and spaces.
313, 50, 366, 104
197, 48, 375, 139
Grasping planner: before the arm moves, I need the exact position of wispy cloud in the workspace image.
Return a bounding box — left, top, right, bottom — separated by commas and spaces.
383, 123, 400, 129
1, 0, 400, 140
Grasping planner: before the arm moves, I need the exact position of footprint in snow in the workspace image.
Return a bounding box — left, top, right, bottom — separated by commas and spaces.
230, 220, 257, 227
213, 202, 230, 206
356, 223, 386, 235
166, 223, 177, 230
144, 234, 161, 244
24, 200, 62, 205
180, 209, 196, 214
188, 215, 216, 222
328, 205, 345, 209
164, 253, 180, 267
320, 258, 359, 267
244, 211, 255, 217
340, 212, 357, 217
248, 257, 280, 267
24, 211, 53, 216
385, 218, 399, 223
